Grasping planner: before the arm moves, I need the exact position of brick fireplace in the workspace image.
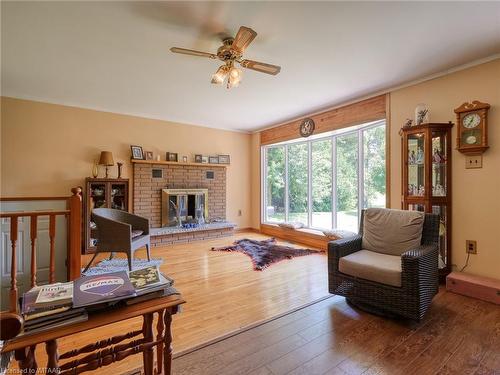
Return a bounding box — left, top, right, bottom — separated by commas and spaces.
132, 160, 234, 246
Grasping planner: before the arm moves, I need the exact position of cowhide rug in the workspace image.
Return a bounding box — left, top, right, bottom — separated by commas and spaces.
211, 238, 320, 271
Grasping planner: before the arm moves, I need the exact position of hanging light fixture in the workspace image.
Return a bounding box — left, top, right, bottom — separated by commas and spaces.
227, 66, 242, 89
211, 65, 229, 84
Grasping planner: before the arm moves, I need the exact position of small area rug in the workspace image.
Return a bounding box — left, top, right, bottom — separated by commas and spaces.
211, 237, 320, 270
82, 258, 163, 276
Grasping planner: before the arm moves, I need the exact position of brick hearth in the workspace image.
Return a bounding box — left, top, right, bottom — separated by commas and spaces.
132, 161, 232, 246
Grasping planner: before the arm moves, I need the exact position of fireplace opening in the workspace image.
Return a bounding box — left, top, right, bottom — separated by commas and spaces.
161, 188, 208, 227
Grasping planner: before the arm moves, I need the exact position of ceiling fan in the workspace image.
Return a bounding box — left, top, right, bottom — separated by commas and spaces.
170, 26, 281, 89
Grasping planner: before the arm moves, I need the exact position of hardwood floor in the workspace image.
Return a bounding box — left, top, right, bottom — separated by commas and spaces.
14, 231, 500, 375
173, 288, 500, 375
21, 231, 328, 374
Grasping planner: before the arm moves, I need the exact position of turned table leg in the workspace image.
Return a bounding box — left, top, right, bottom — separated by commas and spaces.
163, 309, 173, 375
46, 339, 59, 372
15, 345, 37, 372
156, 309, 165, 374
142, 313, 154, 375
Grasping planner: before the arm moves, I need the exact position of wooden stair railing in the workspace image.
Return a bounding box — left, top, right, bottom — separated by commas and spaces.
0, 187, 82, 314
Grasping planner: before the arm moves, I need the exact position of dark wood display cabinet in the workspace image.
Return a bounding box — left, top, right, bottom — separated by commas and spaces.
84, 177, 129, 253
401, 122, 453, 280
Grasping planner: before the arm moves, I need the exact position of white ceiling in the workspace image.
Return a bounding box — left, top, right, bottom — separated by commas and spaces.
2, 2, 500, 132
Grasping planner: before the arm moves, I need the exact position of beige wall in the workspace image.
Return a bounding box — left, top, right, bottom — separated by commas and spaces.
0, 97, 252, 228
390, 58, 500, 280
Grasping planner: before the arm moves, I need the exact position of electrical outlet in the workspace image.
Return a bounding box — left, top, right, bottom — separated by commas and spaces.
465, 155, 482, 169
466, 240, 477, 254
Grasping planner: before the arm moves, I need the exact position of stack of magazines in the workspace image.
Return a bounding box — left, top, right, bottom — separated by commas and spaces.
19, 267, 176, 335
21, 282, 87, 335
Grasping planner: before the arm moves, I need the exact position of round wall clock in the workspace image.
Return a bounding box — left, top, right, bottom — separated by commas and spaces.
462, 113, 481, 129
299, 118, 315, 137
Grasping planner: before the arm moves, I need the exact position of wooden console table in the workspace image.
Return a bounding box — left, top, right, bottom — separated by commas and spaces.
2, 294, 185, 375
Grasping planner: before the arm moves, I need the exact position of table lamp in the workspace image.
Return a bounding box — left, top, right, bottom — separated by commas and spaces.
98, 151, 114, 178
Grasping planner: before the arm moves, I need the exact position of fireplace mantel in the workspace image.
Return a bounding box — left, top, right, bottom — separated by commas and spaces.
131, 159, 227, 168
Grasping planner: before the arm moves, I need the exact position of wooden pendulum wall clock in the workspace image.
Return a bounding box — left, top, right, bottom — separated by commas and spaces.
454, 101, 490, 155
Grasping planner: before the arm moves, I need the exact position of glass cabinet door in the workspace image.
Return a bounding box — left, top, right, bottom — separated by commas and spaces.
431, 132, 447, 197
89, 183, 106, 247
432, 205, 448, 270
407, 133, 425, 196
111, 183, 127, 211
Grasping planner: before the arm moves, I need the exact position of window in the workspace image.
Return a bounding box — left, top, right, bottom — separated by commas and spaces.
288, 142, 308, 224
265, 146, 285, 222
262, 121, 386, 232
312, 139, 332, 229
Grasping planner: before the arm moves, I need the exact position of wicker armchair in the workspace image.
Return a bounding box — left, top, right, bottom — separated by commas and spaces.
328, 208, 439, 321
83, 208, 151, 272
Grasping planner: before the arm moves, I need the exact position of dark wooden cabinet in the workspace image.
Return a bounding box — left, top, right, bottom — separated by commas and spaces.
401, 123, 453, 279
84, 178, 129, 254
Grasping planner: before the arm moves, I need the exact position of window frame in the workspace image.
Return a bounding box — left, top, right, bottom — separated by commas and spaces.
261, 120, 386, 232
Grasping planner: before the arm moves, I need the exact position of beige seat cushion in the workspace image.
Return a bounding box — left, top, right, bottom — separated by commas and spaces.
339, 249, 402, 287
362, 208, 424, 256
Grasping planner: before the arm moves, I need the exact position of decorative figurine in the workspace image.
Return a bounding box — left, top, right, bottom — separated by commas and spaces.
91, 160, 99, 178
415, 104, 430, 125
117, 162, 123, 179
416, 147, 424, 164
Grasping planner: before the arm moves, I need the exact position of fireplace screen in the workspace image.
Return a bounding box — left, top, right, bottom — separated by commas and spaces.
161, 188, 208, 227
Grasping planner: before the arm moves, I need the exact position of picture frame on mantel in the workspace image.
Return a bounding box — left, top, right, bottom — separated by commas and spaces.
218, 154, 230, 164
131, 145, 144, 160
166, 152, 178, 162
209, 156, 219, 164
194, 154, 202, 163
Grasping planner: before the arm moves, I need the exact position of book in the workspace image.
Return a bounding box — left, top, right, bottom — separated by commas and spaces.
73, 271, 136, 308
35, 282, 73, 308
25, 306, 71, 321
125, 285, 180, 306
128, 266, 161, 289
24, 307, 86, 328
19, 313, 88, 337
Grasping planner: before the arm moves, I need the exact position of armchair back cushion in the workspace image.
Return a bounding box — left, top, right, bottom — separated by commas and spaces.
362, 208, 425, 256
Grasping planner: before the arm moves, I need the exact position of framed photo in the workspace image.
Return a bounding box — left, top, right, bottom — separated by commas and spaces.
209, 156, 219, 164
182, 156, 188, 163
166, 152, 178, 162
201, 156, 209, 164
218, 154, 230, 164
194, 154, 202, 163
131, 145, 144, 160
145, 151, 153, 160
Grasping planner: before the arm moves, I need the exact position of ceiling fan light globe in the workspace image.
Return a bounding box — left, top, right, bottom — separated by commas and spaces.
229, 67, 242, 79
211, 74, 224, 84
211, 65, 229, 84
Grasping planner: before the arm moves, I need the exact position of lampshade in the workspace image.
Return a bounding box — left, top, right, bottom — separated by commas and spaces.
98, 151, 114, 166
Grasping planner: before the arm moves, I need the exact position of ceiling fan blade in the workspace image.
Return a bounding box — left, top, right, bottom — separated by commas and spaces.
239, 59, 281, 75
170, 47, 217, 59
232, 26, 257, 53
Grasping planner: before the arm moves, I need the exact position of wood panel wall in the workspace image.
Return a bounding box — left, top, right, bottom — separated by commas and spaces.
260, 94, 387, 145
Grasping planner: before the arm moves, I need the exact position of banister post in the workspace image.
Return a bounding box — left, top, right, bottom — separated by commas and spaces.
9, 216, 19, 312
68, 187, 82, 280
